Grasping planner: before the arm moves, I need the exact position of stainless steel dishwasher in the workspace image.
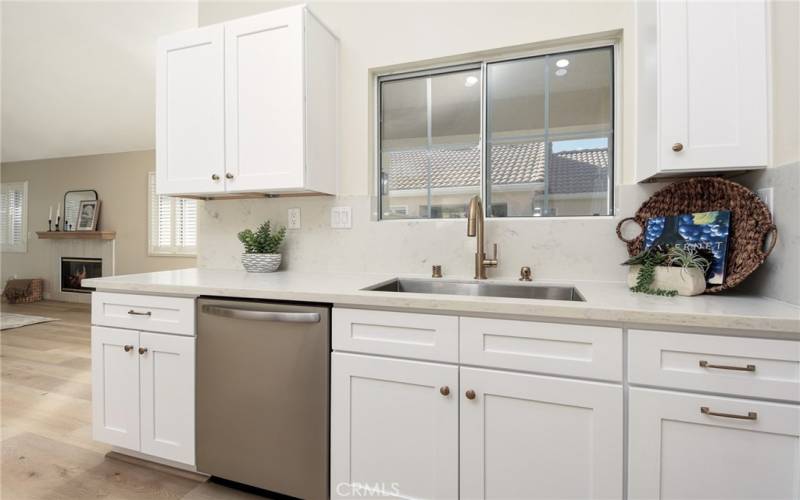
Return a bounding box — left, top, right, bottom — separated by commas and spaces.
197, 298, 330, 500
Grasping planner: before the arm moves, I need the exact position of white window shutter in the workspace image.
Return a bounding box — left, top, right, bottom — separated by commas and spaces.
148, 173, 197, 255
1, 181, 28, 253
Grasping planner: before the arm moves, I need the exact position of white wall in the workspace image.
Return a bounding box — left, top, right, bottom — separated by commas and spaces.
199, 0, 636, 187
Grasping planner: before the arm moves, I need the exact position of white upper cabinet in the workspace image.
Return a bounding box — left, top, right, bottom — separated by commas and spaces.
157, 25, 226, 195
156, 5, 338, 197
636, 0, 768, 181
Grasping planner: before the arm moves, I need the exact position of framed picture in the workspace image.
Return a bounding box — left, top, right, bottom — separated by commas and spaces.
76, 200, 101, 231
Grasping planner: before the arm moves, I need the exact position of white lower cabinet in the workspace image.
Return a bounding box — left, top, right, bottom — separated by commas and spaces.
91, 326, 195, 466
91, 326, 141, 450
331, 352, 459, 499
460, 367, 623, 500
628, 388, 800, 500
331, 352, 623, 500
139, 332, 195, 465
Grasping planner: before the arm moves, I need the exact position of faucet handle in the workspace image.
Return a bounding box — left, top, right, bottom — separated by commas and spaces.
484, 243, 498, 267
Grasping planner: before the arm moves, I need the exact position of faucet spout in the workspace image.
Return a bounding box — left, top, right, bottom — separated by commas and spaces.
466, 195, 498, 279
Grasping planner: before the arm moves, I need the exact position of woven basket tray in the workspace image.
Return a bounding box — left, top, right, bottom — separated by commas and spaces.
615, 177, 777, 293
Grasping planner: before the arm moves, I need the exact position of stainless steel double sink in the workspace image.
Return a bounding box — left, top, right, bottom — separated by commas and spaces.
364, 278, 585, 302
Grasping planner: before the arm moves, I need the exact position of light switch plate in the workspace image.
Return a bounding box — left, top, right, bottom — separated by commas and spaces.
331, 206, 352, 229
757, 187, 774, 221
288, 208, 301, 229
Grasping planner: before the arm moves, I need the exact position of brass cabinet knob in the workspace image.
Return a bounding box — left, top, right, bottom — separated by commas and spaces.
465, 389, 476, 400
225, 172, 234, 180
672, 143, 684, 152
439, 386, 450, 396
519, 266, 532, 281
138, 347, 148, 355
123, 345, 134, 352
211, 174, 220, 181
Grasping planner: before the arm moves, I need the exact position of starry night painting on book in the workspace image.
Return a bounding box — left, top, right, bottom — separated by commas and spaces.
643, 211, 731, 285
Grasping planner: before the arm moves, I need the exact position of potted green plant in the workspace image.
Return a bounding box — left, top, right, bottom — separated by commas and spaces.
237, 221, 287, 273
623, 245, 711, 297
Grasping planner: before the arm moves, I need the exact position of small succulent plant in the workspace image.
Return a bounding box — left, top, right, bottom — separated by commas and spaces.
238, 221, 286, 254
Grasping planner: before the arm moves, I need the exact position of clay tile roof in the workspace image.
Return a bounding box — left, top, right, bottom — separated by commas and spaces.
383, 143, 609, 194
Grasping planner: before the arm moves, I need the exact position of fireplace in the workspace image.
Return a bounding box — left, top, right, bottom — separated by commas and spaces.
61, 257, 102, 293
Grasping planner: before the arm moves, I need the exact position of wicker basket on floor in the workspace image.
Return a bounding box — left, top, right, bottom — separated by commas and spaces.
615, 177, 777, 293
3, 278, 44, 303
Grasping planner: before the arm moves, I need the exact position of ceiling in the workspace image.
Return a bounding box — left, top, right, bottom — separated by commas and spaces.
1, 1, 198, 163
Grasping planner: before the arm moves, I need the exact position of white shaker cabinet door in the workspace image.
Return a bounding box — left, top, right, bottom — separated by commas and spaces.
156, 25, 226, 195
330, 353, 458, 500
224, 9, 305, 193
658, 0, 768, 171
91, 326, 140, 450
629, 388, 800, 500
139, 332, 195, 466
460, 367, 623, 500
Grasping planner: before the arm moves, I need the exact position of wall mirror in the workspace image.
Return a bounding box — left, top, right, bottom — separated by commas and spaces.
63, 190, 98, 231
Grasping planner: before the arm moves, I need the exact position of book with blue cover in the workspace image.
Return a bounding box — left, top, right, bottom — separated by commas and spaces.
644, 210, 731, 285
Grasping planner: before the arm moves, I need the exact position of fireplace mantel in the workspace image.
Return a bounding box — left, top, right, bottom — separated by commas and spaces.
36, 231, 116, 240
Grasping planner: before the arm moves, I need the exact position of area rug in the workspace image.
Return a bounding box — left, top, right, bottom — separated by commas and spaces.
0, 312, 59, 331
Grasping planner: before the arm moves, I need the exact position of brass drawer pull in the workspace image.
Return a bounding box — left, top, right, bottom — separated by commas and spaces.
699, 360, 755, 372
701, 406, 757, 421
439, 386, 450, 396
138, 347, 148, 355
123, 345, 134, 352
127, 309, 152, 316
465, 389, 476, 400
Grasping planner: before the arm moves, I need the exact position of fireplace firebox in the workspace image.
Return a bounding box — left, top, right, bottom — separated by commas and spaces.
61, 257, 101, 293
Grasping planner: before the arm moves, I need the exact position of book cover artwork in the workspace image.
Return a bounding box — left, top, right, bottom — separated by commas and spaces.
644, 211, 731, 285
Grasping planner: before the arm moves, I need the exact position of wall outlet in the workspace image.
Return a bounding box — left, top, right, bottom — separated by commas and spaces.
331, 206, 352, 229
287, 208, 301, 229
757, 187, 774, 220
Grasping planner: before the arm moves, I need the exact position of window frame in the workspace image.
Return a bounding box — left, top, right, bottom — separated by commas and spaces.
375, 40, 618, 220
0, 181, 29, 253
148, 172, 197, 257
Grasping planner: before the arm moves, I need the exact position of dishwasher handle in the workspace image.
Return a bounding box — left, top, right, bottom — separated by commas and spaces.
201, 305, 321, 323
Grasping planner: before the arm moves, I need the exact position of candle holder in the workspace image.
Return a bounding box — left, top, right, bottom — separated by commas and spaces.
55, 216, 61, 232
48, 219, 52, 232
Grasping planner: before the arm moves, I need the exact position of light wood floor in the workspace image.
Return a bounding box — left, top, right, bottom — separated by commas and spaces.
1, 300, 264, 500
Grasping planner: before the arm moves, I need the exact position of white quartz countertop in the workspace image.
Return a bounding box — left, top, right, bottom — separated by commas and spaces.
84, 268, 800, 336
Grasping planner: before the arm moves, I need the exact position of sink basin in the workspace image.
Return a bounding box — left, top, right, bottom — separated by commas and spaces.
364, 278, 585, 302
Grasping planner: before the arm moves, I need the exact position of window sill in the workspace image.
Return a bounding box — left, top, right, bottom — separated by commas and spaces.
148, 251, 197, 258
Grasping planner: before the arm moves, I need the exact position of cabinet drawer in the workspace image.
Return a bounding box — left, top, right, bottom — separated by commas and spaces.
629, 330, 800, 402
92, 292, 195, 336
460, 318, 622, 381
332, 308, 458, 362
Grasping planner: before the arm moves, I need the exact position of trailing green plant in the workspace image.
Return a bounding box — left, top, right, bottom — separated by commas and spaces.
238, 221, 286, 254
622, 246, 678, 297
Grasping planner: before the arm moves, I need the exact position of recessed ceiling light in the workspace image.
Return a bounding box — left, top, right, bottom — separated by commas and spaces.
555, 68, 568, 77
464, 76, 479, 87
556, 58, 570, 68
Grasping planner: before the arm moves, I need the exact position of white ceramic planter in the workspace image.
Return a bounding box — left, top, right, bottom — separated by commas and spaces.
241, 253, 282, 273
627, 265, 706, 296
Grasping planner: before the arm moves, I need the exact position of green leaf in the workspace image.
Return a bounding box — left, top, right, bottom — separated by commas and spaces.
238, 221, 286, 254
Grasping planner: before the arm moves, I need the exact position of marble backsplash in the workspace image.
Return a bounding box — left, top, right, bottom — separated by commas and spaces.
197, 172, 799, 306
738, 162, 800, 306
198, 183, 668, 283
